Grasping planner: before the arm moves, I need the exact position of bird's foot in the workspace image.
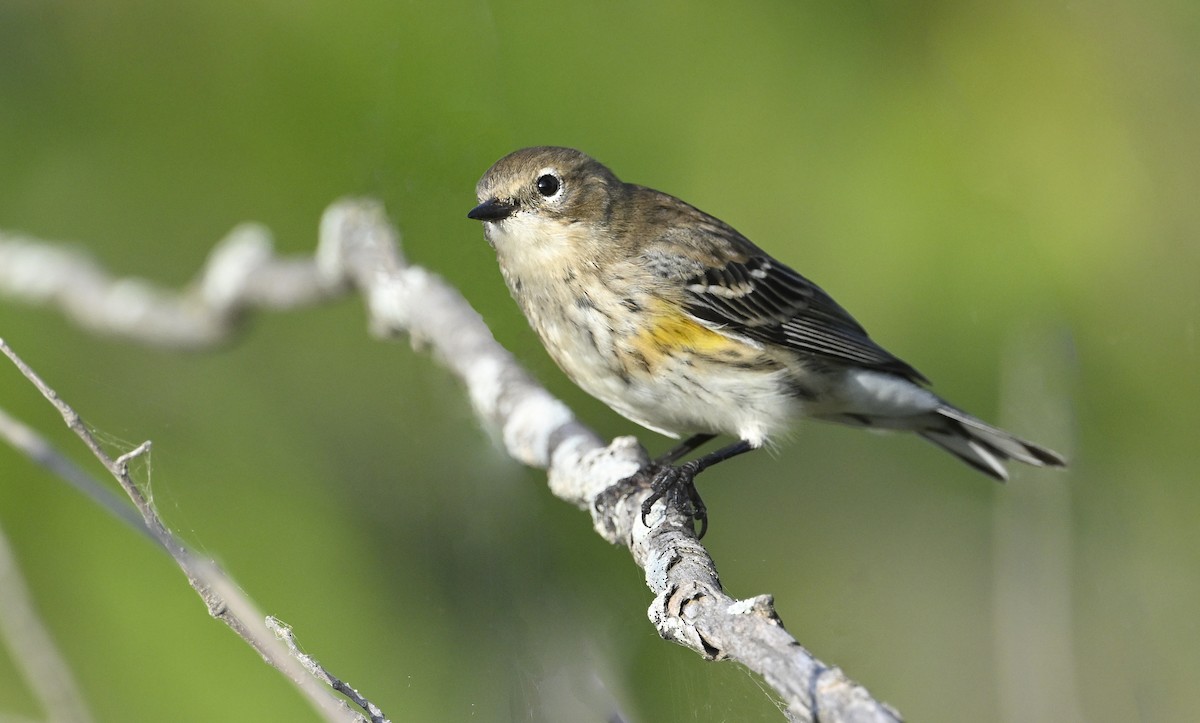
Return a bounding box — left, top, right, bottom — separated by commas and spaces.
639, 462, 708, 538
594, 461, 709, 538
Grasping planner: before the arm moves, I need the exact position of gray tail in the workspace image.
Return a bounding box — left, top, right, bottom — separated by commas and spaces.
919, 406, 1067, 481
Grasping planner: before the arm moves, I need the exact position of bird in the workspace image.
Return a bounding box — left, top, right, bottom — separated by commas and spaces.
467, 146, 1065, 536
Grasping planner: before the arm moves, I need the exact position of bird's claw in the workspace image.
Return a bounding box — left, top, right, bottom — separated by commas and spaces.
638, 464, 709, 538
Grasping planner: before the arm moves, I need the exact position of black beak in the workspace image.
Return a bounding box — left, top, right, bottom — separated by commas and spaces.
467, 198, 516, 222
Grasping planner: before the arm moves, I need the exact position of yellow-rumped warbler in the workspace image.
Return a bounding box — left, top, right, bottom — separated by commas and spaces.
468, 146, 1065, 534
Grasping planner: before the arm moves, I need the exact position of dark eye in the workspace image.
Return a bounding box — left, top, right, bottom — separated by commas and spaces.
536, 173, 560, 197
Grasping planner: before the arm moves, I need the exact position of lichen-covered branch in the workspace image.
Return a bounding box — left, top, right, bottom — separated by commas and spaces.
0, 202, 901, 722
0, 224, 345, 348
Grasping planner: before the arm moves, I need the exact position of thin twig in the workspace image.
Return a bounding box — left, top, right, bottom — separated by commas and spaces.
0, 339, 384, 723
0, 406, 150, 540
267, 618, 388, 723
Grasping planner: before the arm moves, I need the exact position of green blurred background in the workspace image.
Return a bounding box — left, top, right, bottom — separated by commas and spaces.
1, 1, 1196, 721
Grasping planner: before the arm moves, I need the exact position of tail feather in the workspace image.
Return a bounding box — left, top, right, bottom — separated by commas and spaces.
918, 406, 1067, 481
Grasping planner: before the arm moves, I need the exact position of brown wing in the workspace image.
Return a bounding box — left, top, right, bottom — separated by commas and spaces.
682, 253, 926, 381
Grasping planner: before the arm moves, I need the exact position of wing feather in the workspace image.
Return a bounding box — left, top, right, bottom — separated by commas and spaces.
675, 242, 926, 382
632, 188, 927, 383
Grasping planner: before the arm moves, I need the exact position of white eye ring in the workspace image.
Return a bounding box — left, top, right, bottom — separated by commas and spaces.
534, 168, 563, 200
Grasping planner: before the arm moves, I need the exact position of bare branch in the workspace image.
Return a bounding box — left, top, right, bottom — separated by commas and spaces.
267, 617, 388, 723
0, 201, 902, 722
0, 225, 346, 349
0, 405, 150, 539
0, 340, 384, 723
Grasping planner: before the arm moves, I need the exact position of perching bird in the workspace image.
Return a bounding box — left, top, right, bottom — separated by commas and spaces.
468, 146, 1065, 535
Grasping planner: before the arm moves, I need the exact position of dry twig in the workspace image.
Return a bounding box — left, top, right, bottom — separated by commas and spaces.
0, 339, 386, 723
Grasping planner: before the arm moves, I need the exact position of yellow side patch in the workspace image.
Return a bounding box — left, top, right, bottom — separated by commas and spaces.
629, 307, 749, 370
